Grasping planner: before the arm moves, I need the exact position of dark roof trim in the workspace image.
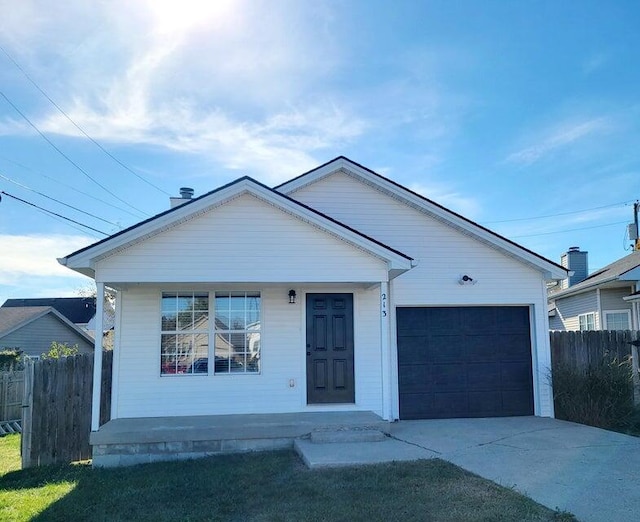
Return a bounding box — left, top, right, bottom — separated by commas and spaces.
65, 174, 412, 263
276, 156, 566, 274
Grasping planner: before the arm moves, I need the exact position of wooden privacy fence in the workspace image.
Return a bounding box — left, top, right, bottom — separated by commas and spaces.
550, 330, 640, 404
0, 370, 24, 423
549, 330, 639, 368
21, 351, 113, 468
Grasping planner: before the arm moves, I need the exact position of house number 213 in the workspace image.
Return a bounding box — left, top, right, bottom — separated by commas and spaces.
381, 293, 387, 317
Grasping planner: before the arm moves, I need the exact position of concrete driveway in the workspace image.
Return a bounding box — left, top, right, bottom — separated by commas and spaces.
389, 417, 640, 522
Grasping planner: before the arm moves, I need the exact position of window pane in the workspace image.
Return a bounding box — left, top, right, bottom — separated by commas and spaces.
177, 295, 194, 311
229, 311, 246, 330
194, 295, 209, 311
161, 294, 177, 312
162, 311, 177, 331
214, 292, 260, 374
178, 310, 194, 330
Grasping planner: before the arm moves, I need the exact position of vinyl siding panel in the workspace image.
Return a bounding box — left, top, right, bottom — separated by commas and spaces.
601, 287, 633, 312
0, 314, 93, 357
114, 285, 383, 418
289, 171, 554, 417
553, 291, 599, 331
96, 193, 387, 284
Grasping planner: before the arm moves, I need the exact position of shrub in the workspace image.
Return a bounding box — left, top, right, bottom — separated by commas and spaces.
41, 342, 79, 359
552, 355, 635, 430
0, 349, 23, 370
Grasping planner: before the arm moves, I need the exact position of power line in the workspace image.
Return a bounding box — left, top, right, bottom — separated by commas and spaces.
0, 172, 121, 228
0, 92, 149, 218
0, 154, 145, 218
0, 190, 108, 235
511, 220, 629, 238
485, 200, 634, 224
0, 44, 171, 197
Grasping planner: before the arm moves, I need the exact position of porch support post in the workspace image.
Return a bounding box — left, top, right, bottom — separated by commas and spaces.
91, 282, 105, 432
380, 281, 391, 420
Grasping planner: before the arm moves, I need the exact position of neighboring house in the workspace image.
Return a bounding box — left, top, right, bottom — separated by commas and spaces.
59, 157, 566, 434
1, 297, 115, 339
548, 248, 640, 331
0, 306, 95, 358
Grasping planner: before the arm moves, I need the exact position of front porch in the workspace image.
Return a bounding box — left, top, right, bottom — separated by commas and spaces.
91, 411, 389, 467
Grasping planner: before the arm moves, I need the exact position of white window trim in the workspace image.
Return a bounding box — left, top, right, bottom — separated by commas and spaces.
603, 309, 632, 331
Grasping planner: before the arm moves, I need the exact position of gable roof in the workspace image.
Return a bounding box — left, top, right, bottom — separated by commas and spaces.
59, 175, 414, 278
0, 306, 95, 345
276, 156, 567, 280
2, 297, 96, 324
550, 250, 640, 299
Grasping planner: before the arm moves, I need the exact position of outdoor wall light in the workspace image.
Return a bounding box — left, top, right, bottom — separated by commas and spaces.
288, 289, 297, 304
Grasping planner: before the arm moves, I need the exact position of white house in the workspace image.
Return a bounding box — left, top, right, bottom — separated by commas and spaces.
59, 157, 567, 465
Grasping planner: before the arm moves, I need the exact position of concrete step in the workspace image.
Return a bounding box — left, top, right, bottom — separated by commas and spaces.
311, 427, 387, 443
294, 438, 434, 469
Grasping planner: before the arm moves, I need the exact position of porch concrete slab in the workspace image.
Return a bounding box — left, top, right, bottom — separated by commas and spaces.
389, 417, 640, 522
91, 411, 387, 445
294, 438, 434, 468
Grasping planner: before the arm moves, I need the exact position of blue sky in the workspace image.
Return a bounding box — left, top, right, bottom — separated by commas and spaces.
0, 0, 638, 304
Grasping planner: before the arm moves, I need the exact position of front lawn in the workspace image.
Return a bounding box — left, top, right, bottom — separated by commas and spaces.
0, 434, 574, 521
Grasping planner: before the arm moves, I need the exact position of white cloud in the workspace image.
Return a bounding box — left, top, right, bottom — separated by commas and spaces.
505, 117, 611, 165
0, 1, 366, 183
0, 233, 92, 279
0, 233, 93, 305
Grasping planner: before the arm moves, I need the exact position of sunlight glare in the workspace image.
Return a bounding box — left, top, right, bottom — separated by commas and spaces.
146, 0, 235, 34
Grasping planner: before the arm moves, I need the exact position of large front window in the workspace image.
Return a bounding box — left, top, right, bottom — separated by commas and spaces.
159, 291, 261, 375
161, 292, 209, 375
214, 292, 261, 374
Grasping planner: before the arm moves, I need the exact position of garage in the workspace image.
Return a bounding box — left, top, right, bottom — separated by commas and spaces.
397, 306, 534, 420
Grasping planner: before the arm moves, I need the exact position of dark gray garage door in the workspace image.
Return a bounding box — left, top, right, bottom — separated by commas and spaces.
397, 306, 534, 420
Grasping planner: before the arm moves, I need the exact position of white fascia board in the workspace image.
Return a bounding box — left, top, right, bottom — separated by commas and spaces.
279, 159, 566, 280
60, 177, 412, 275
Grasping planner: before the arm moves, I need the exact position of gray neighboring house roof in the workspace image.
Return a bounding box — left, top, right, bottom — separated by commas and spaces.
0, 306, 95, 346
549, 250, 640, 300
1, 297, 96, 324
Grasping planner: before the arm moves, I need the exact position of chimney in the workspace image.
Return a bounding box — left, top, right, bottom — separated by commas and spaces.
170, 187, 195, 208
560, 246, 588, 289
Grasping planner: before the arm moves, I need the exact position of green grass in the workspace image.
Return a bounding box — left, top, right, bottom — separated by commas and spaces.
0, 434, 575, 521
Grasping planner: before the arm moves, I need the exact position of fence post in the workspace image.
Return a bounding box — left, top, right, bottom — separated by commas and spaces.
632, 345, 640, 406
21, 360, 35, 469
1, 372, 7, 422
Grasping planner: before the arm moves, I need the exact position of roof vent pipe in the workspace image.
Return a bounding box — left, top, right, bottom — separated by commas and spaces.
170, 187, 196, 209
179, 187, 194, 199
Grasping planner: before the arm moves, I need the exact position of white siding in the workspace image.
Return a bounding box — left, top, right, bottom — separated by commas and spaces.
290, 171, 555, 417
114, 285, 383, 418
96, 193, 387, 284
554, 291, 599, 331
0, 314, 93, 357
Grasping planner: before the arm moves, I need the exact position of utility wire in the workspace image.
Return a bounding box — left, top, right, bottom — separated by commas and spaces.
0, 154, 144, 218
0, 44, 171, 197
0, 92, 149, 218
0, 172, 121, 228
485, 200, 634, 224
511, 220, 629, 238
0, 190, 108, 235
